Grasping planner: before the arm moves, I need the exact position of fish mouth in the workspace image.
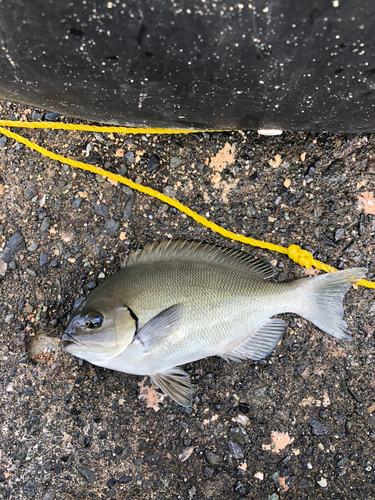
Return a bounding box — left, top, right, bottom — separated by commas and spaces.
60, 332, 83, 347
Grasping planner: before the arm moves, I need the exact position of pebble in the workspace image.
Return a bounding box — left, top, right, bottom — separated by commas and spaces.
335, 228, 345, 241
118, 475, 132, 483
358, 213, 366, 236
123, 195, 135, 220
304, 165, 315, 181
39, 253, 48, 266
234, 481, 247, 495
116, 444, 132, 460
11, 331, 25, 348
31, 110, 42, 121
157, 203, 169, 215
0, 135, 7, 147
94, 202, 109, 218
40, 217, 51, 233
229, 427, 248, 446
24, 180, 38, 200
45, 112, 60, 121
1, 230, 25, 263
104, 219, 119, 233
5, 314, 14, 324
228, 441, 244, 460
124, 151, 135, 164
204, 467, 214, 478
43, 493, 55, 500
96, 173, 106, 183
143, 453, 162, 465
170, 157, 183, 169
270, 471, 280, 482
107, 477, 117, 489
0, 258, 7, 275
73, 196, 83, 208
27, 242, 38, 252
298, 478, 312, 488
308, 416, 328, 436
317, 477, 328, 488
253, 387, 267, 401
204, 450, 221, 466
77, 466, 95, 483
163, 186, 176, 198
23, 387, 35, 395
117, 163, 127, 176
146, 155, 160, 172
23, 480, 36, 497
322, 159, 345, 186
93, 132, 104, 142
121, 185, 133, 195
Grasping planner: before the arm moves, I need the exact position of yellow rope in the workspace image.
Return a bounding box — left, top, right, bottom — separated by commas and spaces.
0, 123, 373, 289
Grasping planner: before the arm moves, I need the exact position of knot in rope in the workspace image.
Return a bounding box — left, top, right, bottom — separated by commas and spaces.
287, 244, 314, 269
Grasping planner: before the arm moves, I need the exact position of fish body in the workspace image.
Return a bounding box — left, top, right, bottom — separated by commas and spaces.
62, 240, 366, 406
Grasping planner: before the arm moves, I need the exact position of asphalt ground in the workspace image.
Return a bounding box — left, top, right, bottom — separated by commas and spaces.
0, 101, 374, 499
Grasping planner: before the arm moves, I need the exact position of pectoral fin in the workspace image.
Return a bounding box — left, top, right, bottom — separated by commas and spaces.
136, 304, 183, 352
221, 318, 287, 362
151, 368, 193, 407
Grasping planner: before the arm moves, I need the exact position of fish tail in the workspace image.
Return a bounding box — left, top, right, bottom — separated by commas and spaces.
297, 268, 367, 340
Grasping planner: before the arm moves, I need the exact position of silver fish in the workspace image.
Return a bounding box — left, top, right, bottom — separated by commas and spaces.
62, 240, 366, 407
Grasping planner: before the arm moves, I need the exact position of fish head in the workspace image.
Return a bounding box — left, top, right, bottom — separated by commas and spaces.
61, 294, 136, 364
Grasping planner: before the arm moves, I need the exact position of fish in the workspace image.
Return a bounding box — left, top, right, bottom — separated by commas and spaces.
61, 240, 366, 407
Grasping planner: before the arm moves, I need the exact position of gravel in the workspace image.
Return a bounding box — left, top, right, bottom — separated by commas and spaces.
77, 466, 95, 483
0, 102, 374, 500
123, 195, 135, 220
124, 151, 135, 164
104, 219, 119, 233
45, 112, 60, 121
23, 180, 38, 200
204, 450, 220, 466
23, 481, 36, 497
308, 416, 329, 436
72, 196, 83, 208
228, 441, 244, 460
39, 253, 48, 266
146, 155, 160, 172
1, 230, 26, 263
170, 157, 183, 169
143, 453, 163, 465
42, 492, 55, 500
94, 202, 109, 218
39, 217, 50, 233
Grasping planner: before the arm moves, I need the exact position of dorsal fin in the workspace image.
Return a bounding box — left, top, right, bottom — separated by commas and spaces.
127, 240, 275, 279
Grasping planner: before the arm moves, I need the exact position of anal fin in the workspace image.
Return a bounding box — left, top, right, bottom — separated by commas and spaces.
221, 318, 287, 362
150, 367, 193, 407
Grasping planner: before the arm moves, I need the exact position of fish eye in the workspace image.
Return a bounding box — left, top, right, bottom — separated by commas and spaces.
85, 313, 104, 329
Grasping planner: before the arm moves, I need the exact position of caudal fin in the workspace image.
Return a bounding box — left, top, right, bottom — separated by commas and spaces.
299, 268, 367, 341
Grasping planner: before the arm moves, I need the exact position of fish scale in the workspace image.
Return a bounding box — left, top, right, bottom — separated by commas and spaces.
62, 240, 366, 407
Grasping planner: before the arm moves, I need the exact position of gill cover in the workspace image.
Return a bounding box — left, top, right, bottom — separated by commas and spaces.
62, 304, 137, 362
